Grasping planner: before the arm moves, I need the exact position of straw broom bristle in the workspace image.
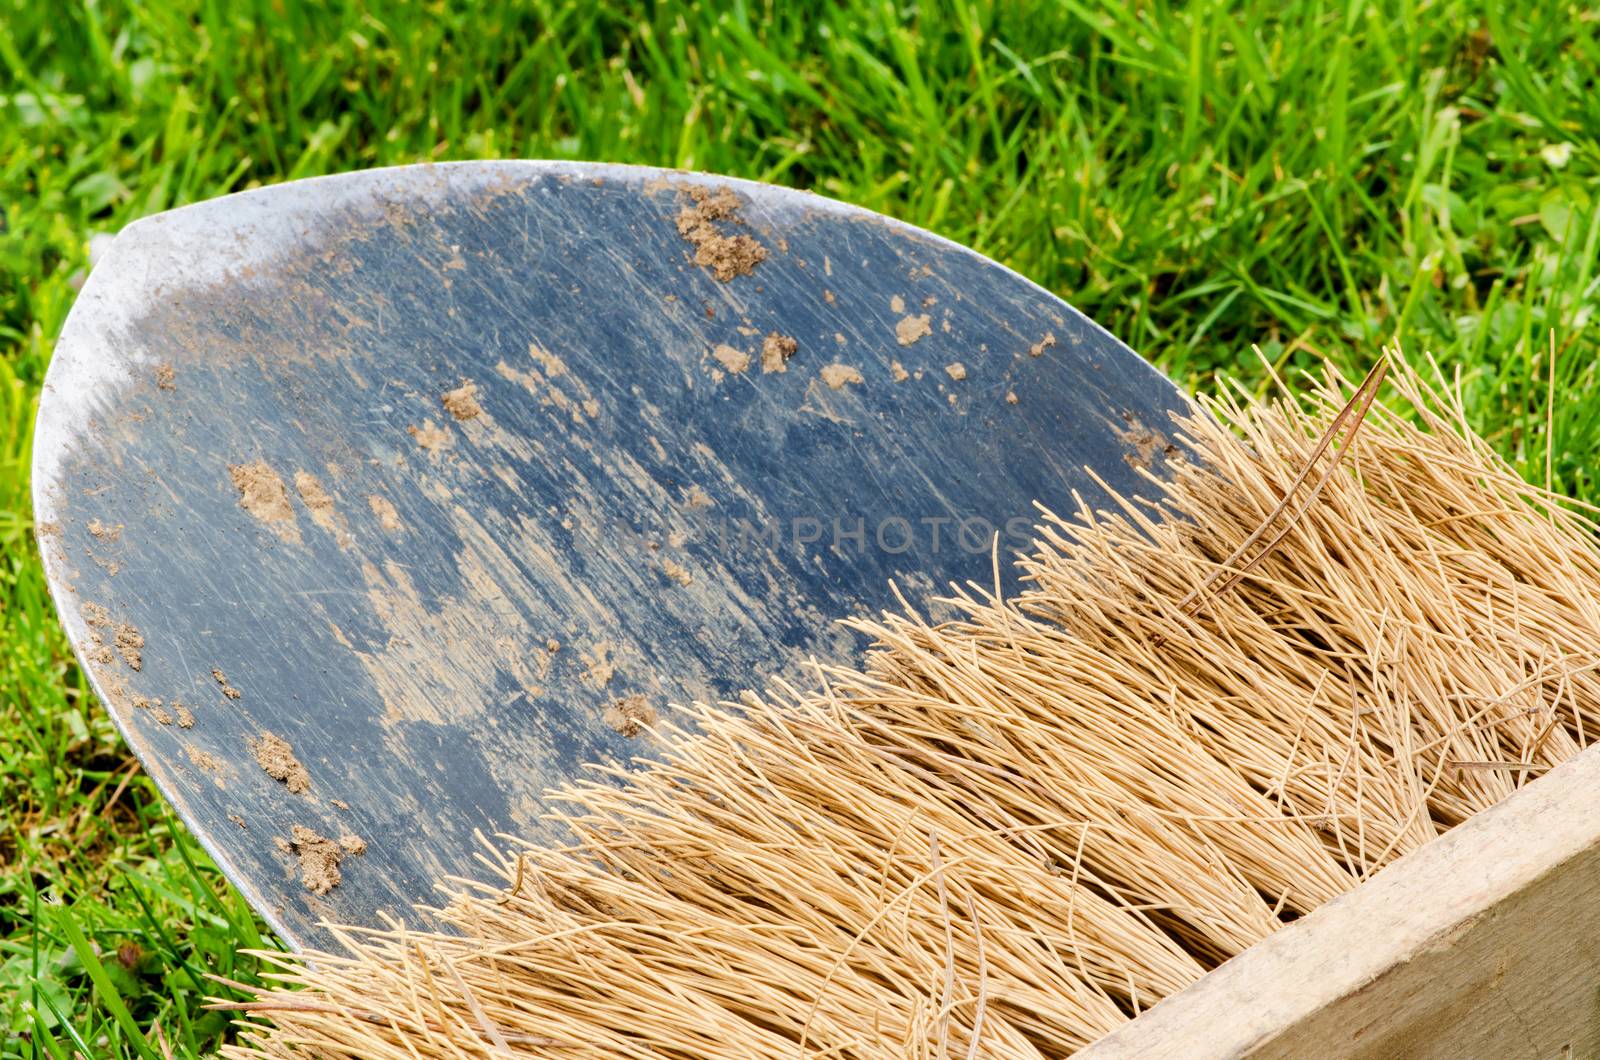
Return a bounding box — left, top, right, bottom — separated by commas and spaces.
216, 350, 1600, 1058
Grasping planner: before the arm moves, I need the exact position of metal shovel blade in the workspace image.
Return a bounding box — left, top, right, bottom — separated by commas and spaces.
33, 162, 1184, 947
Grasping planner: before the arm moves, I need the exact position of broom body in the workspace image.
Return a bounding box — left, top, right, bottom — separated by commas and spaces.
222, 354, 1600, 1058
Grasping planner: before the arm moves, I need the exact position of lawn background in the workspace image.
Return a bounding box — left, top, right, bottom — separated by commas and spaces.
3, 1, 1598, 1055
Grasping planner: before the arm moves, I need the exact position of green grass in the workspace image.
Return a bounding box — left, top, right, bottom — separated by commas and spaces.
2, 0, 1598, 1053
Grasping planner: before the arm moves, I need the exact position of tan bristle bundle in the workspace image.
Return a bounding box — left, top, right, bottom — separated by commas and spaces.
218, 350, 1600, 1058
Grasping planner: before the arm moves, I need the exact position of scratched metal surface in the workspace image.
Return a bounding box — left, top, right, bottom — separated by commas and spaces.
32, 161, 1186, 949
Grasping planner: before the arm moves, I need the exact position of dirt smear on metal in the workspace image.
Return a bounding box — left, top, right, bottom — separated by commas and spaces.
229, 460, 302, 543
295, 470, 352, 548
408, 421, 452, 452
603, 694, 657, 738
369, 494, 404, 531
1117, 410, 1178, 471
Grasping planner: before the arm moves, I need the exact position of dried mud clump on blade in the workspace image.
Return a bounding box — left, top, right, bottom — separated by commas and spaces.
761, 332, 798, 374
212, 668, 242, 699
250, 732, 311, 794
441, 379, 482, 421
1028, 332, 1058, 357
114, 623, 144, 670
895, 314, 932, 346
944, 362, 967, 381
132, 694, 168, 723
229, 460, 301, 543
603, 695, 657, 738
155, 363, 176, 390
712, 344, 750, 375
81, 604, 142, 670
820, 364, 864, 390
80, 604, 112, 664
284, 825, 366, 895
675, 186, 768, 281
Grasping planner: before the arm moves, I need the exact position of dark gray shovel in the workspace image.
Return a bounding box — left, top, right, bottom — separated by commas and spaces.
33, 161, 1184, 948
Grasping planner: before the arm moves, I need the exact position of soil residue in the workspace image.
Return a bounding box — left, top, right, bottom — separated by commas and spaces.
891, 361, 910, 383
712, 344, 751, 375
155, 363, 176, 391
497, 348, 600, 425
295, 471, 352, 548
1116, 411, 1176, 471
761, 332, 798, 374
83, 604, 141, 671
186, 744, 223, 776
133, 694, 170, 724
442, 379, 483, 421
229, 461, 301, 543
112, 622, 143, 670
820, 364, 864, 390
662, 558, 693, 586
895, 315, 933, 347
87, 519, 123, 542
408, 421, 452, 452
944, 362, 967, 381
1028, 332, 1058, 357
80, 602, 116, 666
681, 485, 713, 510
369, 494, 404, 532
603, 694, 657, 738
212, 668, 242, 699
675, 186, 768, 281
250, 731, 311, 794
282, 825, 366, 895
582, 642, 616, 689
174, 701, 195, 727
